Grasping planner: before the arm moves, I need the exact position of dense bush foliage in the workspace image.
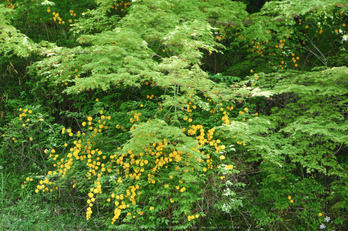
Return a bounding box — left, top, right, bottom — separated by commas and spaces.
1, 0, 347, 230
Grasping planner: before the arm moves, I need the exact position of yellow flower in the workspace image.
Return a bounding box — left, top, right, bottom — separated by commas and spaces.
188, 118, 192, 122
87, 116, 93, 121
319, 213, 322, 216
220, 155, 225, 160
290, 200, 293, 203
149, 206, 154, 211
288, 196, 291, 200
203, 167, 207, 172
51, 149, 56, 153
226, 165, 233, 170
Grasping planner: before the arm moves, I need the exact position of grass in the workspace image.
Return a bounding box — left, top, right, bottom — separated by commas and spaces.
0, 167, 104, 231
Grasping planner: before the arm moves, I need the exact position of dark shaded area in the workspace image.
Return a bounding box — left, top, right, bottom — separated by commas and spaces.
237, 0, 268, 13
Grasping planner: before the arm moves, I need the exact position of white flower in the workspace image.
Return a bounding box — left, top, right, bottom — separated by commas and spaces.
324, 216, 330, 222
319, 223, 326, 229
41, 0, 55, 6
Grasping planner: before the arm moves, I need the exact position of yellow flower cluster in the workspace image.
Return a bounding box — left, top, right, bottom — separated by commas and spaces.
47, 7, 77, 25
130, 111, 141, 123
236, 140, 246, 146
225, 165, 233, 170
288, 195, 294, 203
5, 0, 15, 9
18, 108, 32, 122
35, 177, 57, 193
108, 132, 217, 221
77, 121, 189, 223
110, 1, 132, 11
35, 113, 112, 197
28, 95, 235, 225
115, 124, 126, 131
187, 214, 200, 221
21, 177, 34, 189
51, 11, 65, 24
86, 207, 92, 220
69, 9, 76, 17
13, 108, 35, 132
221, 113, 230, 125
